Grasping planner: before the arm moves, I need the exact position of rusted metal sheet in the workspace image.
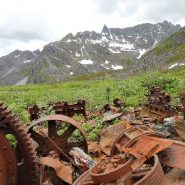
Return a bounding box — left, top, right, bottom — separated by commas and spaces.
159, 140, 185, 171
102, 112, 123, 122
88, 142, 102, 158
100, 123, 126, 156
126, 136, 172, 158
111, 126, 160, 155
39, 157, 73, 184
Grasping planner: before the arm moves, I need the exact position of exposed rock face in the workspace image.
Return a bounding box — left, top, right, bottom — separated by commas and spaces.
0, 49, 40, 86
0, 21, 181, 85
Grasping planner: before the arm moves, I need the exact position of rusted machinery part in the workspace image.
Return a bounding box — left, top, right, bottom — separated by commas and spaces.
111, 125, 164, 155
28, 115, 88, 160
158, 140, 185, 171
0, 133, 17, 185
94, 135, 171, 183
121, 136, 172, 162
73, 155, 166, 185
53, 100, 87, 118
99, 123, 126, 156
131, 155, 166, 185
72, 170, 95, 185
39, 157, 73, 184
90, 154, 134, 183
0, 103, 37, 185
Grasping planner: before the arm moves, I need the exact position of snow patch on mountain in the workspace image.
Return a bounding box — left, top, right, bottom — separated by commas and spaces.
111, 65, 123, 70
65, 65, 71, 68
137, 49, 147, 59
2, 68, 16, 78
79, 59, 93, 65
15, 76, 28, 86
169, 62, 185, 69
75, 52, 81, 57
109, 42, 134, 51
109, 48, 121, 53
23, 59, 32, 64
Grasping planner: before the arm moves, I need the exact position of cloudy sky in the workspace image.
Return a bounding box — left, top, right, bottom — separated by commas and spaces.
0, 0, 185, 56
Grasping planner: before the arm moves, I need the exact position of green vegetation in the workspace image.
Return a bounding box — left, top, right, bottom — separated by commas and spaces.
1, 66, 185, 125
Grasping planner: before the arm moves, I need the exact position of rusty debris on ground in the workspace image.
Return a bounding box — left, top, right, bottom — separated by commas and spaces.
2, 87, 185, 184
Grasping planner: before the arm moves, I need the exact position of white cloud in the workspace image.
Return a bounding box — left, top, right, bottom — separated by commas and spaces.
0, 0, 184, 56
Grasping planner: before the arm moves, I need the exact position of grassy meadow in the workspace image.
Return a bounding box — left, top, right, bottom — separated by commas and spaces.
1, 66, 185, 125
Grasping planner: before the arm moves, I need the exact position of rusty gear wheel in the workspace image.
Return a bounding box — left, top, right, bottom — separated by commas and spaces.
0, 103, 37, 185
28, 115, 88, 159
28, 115, 88, 185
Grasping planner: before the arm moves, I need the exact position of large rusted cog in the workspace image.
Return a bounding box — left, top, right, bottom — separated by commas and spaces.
0, 103, 37, 185
28, 115, 88, 160
0, 133, 17, 185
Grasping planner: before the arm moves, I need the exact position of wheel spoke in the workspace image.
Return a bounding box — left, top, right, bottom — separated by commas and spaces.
48, 120, 57, 138
61, 125, 76, 141
30, 130, 47, 146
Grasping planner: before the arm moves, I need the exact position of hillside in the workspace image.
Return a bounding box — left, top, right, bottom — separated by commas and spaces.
141, 26, 185, 69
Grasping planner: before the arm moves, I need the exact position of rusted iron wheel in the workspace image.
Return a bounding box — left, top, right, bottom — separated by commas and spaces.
90, 154, 134, 183
131, 155, 166, 185
158, 140, 185, 172
73, 155, 166, 185
28, 115, 88, 159
72, 169, 95, 185
0, 103, 37, 185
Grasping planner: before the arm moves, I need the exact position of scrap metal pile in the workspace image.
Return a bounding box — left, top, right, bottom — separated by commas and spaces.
1, 87, 185, 185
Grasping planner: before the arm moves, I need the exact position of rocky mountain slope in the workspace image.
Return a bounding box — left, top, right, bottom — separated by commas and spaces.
140, 26, 185, 70
0, 21, 181, 85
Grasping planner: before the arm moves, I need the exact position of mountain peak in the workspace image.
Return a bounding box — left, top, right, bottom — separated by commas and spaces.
61, 33, 75, 41
102, 24, 110, 35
